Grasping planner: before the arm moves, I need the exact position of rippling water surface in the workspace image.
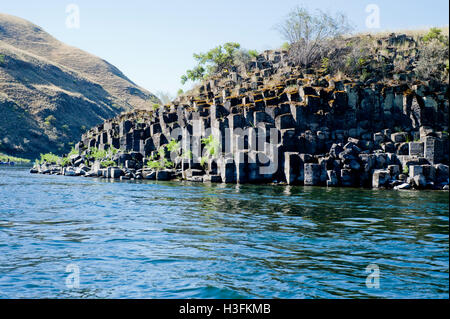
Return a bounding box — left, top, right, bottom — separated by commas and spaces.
0, 167, 448, 298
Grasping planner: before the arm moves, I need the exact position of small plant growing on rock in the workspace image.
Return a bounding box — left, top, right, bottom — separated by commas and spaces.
182, 149, 193, 160
39, 153, 60, 164
200, 135, 220, 171
403, 166, 409, 175
44, 115, 56, 126
166, 139, 180, 153
100, 160, 116, 168
61, 157, 70, 167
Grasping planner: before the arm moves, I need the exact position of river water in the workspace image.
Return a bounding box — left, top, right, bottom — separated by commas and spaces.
0, 167, 448, 298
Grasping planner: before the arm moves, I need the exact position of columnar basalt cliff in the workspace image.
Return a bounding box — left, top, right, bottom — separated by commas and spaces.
33, 34, 450, 190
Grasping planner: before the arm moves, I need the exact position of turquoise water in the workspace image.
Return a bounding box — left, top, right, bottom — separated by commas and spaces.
0, 167, 448, 299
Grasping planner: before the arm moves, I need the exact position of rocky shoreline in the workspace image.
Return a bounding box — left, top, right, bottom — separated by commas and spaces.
31, 35, 449, 191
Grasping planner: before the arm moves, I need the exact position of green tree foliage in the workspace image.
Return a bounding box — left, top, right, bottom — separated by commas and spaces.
39, 153, 60, 164
181, 42, 241, 84
0, 153, 30, 163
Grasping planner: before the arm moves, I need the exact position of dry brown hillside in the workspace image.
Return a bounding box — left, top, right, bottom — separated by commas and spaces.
0, 13, 159, 158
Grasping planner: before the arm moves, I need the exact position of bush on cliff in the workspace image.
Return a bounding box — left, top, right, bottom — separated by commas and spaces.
181, 43, 259, 84
415, 29, 449, 81
276, 6, 352, 68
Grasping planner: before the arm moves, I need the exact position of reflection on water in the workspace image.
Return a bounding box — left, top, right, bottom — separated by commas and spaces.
0, 167, 448, 298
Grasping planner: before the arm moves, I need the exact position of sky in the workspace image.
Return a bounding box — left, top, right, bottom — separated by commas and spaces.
1, 0, 449, 96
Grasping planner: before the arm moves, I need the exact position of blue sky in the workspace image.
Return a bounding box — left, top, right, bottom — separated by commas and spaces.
1, 0, 449, 95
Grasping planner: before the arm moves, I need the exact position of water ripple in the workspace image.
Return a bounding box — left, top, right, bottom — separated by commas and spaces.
0, 167, 448, 298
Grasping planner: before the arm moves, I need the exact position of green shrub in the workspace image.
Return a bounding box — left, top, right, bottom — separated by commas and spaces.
201, 135, 220, 157
0, 54, 5, 65
0, 153, 30, 163
147, 160, 164, 170
100, 160, 116, 168
89, 148, 108, 161
200, 156, 208, 168
44, 115, 56, 126
248, 50, 259, 58
281, 42, 290, 50
181, 42, 241, 84
422, 28, 446, 44
403, 166, 409, 175
40, 153, 60, 164
166, 139, 180, 152
61, 157, 71, 167
182, 149, 193, 159
320, 57, 330, 74
68, 147, 78, 157
146, 159, 173, 171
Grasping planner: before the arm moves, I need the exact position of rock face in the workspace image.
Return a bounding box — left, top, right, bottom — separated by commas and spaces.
0, 13, 159, 158
32, 34, 450, 191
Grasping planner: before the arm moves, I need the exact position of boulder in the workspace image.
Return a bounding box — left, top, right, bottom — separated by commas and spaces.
372, 170, 390, 188
156, 170, 173, 181
413, 174, 427, 189
394, 183, 411, 190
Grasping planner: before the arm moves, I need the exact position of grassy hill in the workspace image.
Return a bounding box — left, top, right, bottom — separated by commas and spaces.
0, 13, 159, 158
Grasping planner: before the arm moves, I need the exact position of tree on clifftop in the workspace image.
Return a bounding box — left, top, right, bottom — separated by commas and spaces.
181, 42, 246, 84
276, 6, 352, 67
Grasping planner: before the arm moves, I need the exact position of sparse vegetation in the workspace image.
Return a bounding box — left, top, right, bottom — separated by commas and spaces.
166, 139, 180, 153
415, 33, 449, 81
100, 160, 116, 168
200, 135, 220, 170
0, 153, 30, 163
39, 153, 60, 164
181, 42, 241, 84
201, 135, 220, 158
422, 27, 447, 44
181, 43, 259, 84
403, 166, 409, 175
44, 115, 56, 126
277, 6, 352, 67
182, 149, 193, 160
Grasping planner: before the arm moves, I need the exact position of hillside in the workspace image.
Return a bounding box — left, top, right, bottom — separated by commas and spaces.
0, 13, 159, 158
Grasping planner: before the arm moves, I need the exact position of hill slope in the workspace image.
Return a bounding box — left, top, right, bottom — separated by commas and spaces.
0, 13, 159, 158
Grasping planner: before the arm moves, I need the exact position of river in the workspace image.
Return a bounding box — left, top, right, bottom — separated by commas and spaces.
0, 167, 448, 298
